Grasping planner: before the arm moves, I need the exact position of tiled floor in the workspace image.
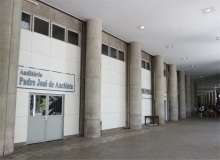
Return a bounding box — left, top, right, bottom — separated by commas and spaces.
2, 118, 220, 160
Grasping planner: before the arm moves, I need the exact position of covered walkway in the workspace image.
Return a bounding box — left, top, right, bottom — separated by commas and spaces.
3, 118, 220, 160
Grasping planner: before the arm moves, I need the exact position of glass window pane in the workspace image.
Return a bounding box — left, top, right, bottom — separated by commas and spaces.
21, 12, 31, 30
48, 96, 62, 115
142, 60, 145, 68
110, 47, 117, 59
30, 95, 46, 116
102, 44, 108, 56
34, 17, 49, 36
146, 62, 151, 70
118, 51, 124, 61
52, 24, 65, 41
68, 30, 79, 45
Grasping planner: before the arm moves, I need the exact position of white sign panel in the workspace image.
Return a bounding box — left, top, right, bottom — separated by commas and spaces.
142, 94, 152, 99
17, 66, 75, 92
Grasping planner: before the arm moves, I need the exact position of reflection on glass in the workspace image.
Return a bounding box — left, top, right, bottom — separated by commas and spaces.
30, 95, 46, 116
48, 96, 62, 115
110, 47, 117, 59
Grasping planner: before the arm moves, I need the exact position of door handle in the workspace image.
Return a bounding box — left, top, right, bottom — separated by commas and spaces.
45, 116, 47, 121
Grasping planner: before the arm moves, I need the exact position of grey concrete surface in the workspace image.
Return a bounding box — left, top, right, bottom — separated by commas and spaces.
0, 0, 22, 156
129, 42, 142, 130
2, 118, 220, 160
186, 75, 191, 117
154, 55, 165, 124
179, 71, 186, 118
191, 80, 195, 110
169, 64, 178, 121
84, 19, 102, 138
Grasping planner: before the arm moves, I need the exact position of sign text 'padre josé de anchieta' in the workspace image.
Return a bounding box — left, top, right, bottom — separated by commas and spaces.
17, 66, 75, 92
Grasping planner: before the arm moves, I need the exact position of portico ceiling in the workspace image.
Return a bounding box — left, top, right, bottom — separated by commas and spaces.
41, 0, 220, 94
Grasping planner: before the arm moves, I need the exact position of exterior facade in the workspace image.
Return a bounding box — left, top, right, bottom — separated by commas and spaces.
1, 0, 209, 156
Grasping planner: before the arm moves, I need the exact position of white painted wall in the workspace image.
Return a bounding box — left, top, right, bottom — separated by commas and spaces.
141, 69, 152, 123
101, 55, 126, 130
14, 29, 81, 143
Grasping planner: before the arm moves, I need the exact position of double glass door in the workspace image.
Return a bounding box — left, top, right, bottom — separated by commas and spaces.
27, 94, 64, 144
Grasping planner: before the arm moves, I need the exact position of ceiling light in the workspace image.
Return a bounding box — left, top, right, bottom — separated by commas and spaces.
166, 45, 173, 48
206, 9, 211, 12
200, 76, 203, 77
138, 25, 146, 30
216, 37, 220, 40
196, 71, 200, 74
181, 57, 188, 60
201, 6, 215, 14
191, 65, 196, 68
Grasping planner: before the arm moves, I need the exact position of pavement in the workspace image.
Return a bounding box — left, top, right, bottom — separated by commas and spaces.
1, 117, 220, 160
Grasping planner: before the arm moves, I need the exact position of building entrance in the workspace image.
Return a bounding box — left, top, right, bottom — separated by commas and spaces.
27, 94, 64, 144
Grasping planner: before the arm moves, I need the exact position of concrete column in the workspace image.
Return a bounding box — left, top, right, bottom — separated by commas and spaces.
194, 83, 197, 107
186, 75, 191, 117
213, 90, 216, 105
84, 19, 102, 138
210, 92, 213, 106
179, 71, 186, 118
154, 55, 165, 124
168, 65, 178, 121
0, 0, 22, 156
206, 93, 208, 105
129, 42, 142, 130
191, 80, 195, 110
205, 93, 208, 105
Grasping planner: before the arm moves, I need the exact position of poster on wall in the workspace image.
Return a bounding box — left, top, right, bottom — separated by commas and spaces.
17, 66, 75, 92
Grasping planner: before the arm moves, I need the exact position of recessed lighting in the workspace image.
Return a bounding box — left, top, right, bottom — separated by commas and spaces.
138, 25, 146, 30
206, 9, 211, 12
200, 76, 203, 77
181, 57, 188, 60
191, 65, 196, 68
216, 37, 220, 40
166, 45, 173, 48
201, 6, 215, 14
196, 71, 200, 74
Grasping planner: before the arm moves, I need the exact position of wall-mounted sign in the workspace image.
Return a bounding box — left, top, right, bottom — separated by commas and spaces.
142, 88, 152, 99
17, 66, 75, 92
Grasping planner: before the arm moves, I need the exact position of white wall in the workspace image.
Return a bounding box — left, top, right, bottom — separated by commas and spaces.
14, 29, 81, 143
101, 55, 126, 130
141, 69, 152, 123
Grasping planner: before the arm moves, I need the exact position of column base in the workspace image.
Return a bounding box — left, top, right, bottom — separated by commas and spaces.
84, 118, 101, 138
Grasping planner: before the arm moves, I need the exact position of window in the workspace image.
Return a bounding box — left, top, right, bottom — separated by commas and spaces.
52, 24, 65, 41
146, 62, 150, 70
102, 44, 108, 56
21, 12, 31, 30
68, 30, 79, 45
142, 60, 151, 71
142, 60, 146, 68
110, 47, 117, 59
34, 17, 49, 36
118, 50, 124, 61
164, 70, 166, 77
30, 95, 63, 116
